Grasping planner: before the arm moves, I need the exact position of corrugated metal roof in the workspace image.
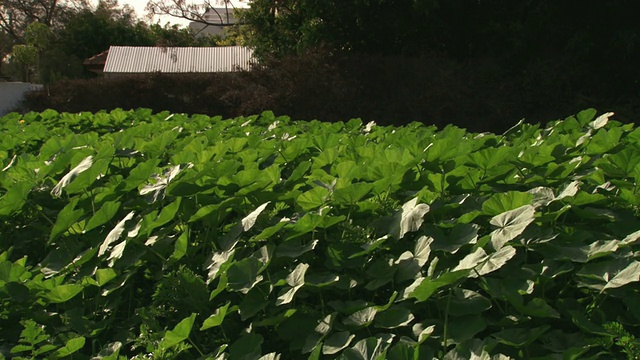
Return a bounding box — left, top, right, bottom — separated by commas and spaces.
103, 46, 255, 73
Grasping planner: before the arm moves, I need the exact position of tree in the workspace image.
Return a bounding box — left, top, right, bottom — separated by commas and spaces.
146, 0, 249, 27
0, 0, 87, 42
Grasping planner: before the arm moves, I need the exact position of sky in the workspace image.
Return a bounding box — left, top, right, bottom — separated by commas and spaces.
93, 0, 250, 27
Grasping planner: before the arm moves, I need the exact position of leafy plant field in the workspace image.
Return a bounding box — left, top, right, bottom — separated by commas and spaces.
1, 108, 639, 359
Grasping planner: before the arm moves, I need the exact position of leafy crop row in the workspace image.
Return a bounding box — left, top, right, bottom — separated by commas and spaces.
1, 108, 639, 359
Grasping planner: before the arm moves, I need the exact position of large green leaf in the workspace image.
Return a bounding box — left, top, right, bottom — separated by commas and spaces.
44, 284, 84, 303
389, 197, 430, 239
160, 313, 197, 350
227, 257, 264, 294
490, 205, 535, 249
0, 181, 32, 216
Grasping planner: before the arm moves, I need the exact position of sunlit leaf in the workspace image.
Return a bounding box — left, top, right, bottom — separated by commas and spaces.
160, 313, 196, 350
490, 205, 535, 250
389, 197, 430, 239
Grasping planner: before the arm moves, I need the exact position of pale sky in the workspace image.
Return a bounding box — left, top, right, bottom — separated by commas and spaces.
94, 0, 250, 27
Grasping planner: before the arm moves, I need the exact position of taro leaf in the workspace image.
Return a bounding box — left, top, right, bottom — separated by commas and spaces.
395, 251, 421, 283
50, 199, 84, 242
340, 335, 394, 360
169, 231, 188, 262
333, 182, 374, 205
492, 325, 550, 347
227, 257, 264, 294
482, 192, 533, 216
343, 307, 378, 328
219, 201, 270, 251
51, 155, 93, 197
603, 261, 640, 291
447, 315, 487, 344
365, 258, 396, 290
555, 180, 580, 201
409, 271, 470, 302
306, 272, 340, 287
349, 235, 390, 259
589, 111, 613, 130
276, 263, 309, 305
84, 201, 121, 233
323, 331, 356, 355
92, 341, 122, 359
123, 159, 161, 191
48, 337, 85, 359
528, 186, 556, 207
389, 197, 430, 240
160, 313, 197, 350
44, 284, 84, 303
229, 333, 263, 360
239, 284, 271, 321
439, 289, 492, 316
0, 181, 31, 216
413, 323, 436, 344
151, 197, 182, 229
374, 306, 415, 329
466, 146, 514, 171
95, 268, 118, 286
276, 239, 319, 258
432, 224, 479, 254
577, 258, 640, 292
453, 247, 488, 272
201, 303, 231, 330
490, 205, 535, 250
443, 338, 505, 360
107, 240, 127, 267
597, 146, 640, 178
259, 353, 281, 360
474, 246, 517, 277
98, 211, 135, 257
303, 313, 337, 354
204, 249, 234, 284
297, 187, 330, 211
254, 309, 297, 327
519, 298, 560, 318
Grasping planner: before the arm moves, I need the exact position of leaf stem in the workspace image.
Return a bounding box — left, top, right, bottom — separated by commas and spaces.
442, 287, 453, 355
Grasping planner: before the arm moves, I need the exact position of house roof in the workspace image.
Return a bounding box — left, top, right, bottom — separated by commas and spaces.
103, 46, 255, 74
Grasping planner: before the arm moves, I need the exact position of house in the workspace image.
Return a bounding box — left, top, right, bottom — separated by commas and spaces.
93, 46, 255, 77
83, 49, 109, 76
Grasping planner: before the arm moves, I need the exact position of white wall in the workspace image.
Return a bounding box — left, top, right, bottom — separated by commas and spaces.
0, 82, 43, 116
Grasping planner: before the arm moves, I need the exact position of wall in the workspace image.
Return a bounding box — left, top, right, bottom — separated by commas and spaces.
0, 82, 43, 116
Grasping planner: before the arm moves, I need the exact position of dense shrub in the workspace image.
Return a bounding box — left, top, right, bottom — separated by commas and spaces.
23, 48, 638, 132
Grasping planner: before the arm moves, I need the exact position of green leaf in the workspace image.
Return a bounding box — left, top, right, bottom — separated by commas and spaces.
276, 239, 318, 258
44, 284, 84, 303
341, 336, 393, 360
276, 263, 309, 305
91, 341, 122, 359
492, 325, 550, 347
297, 187, 330, 211
410, 271, 469, 302
490, 205, 536, 249
160, 313, 197, 350
343, 307, 377, 327
95, 268, 118, 286
48, 337, 85, 359
333, 182, 374, 205
0, 181, 31, 216
389, 197, 430, 239
50, 199, 84, 241
323, 331, 356, 355
227, 257, 264, 294
374, 306, 415, 329
84, 201, 121, 233
200, 303, 231, 330
447, 315, 486, 344
482, 191, 534, 216
229, 334, 263, 360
